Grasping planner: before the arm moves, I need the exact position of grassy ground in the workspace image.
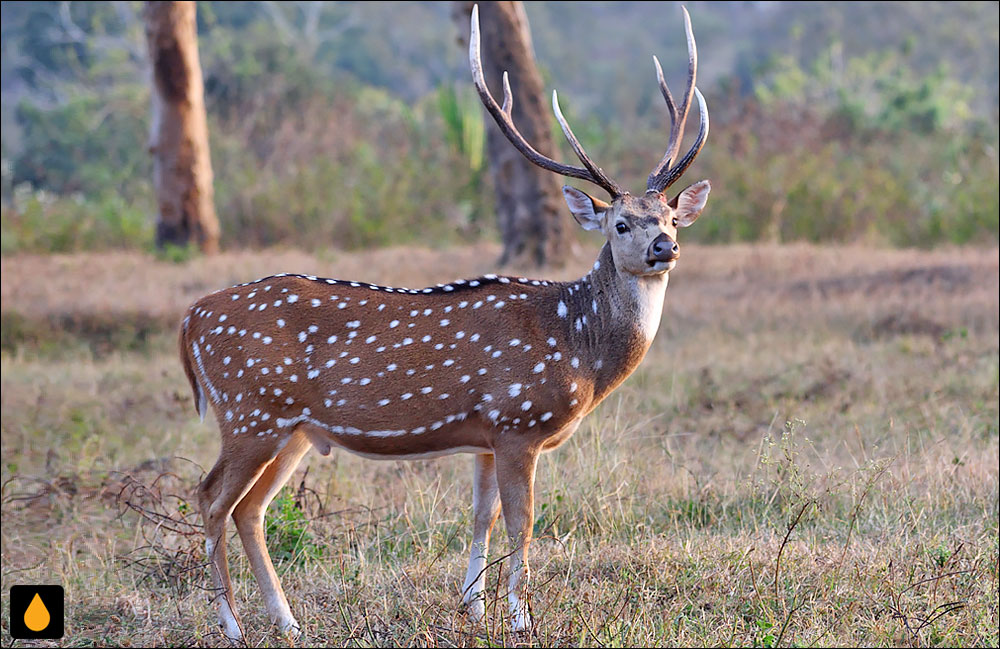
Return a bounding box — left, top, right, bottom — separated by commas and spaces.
1, 243, 997, 647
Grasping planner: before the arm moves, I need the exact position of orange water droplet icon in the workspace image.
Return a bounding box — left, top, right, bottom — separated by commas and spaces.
24, 592, 51, 632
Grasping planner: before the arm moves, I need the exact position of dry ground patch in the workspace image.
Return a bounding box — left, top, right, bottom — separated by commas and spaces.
2, 243, 998, 646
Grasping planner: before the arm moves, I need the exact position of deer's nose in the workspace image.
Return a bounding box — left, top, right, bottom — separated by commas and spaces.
648, 233, 679, 263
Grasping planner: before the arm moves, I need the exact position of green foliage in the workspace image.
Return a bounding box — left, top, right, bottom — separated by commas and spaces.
754, 618, 776, 648
11, 88, 150, 201
437, 84, 486, 175
264, 487, 322, 566
1, 187, 152, 254
684, 99, 998, 247
534, 490, 565, 537
929, 544, 952, 569
155, 241, 199, 264
208, 87, 494, 251
755, 41, 977, 135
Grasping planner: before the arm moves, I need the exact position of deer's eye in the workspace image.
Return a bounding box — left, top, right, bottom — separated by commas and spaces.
615, 223, 629, 235
672, 217, 678, 227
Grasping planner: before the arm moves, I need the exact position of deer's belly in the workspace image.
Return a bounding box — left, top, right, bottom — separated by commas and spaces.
298, 417, 492, 460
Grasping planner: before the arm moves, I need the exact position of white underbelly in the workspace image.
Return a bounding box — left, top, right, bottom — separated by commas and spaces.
328, 442, 491, 461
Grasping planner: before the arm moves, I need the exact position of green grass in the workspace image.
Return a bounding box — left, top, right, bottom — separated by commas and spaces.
1, 244, 997, 646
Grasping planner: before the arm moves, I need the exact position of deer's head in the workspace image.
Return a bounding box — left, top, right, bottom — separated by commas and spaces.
562, 181, 709, 277
470, 5, 710, 278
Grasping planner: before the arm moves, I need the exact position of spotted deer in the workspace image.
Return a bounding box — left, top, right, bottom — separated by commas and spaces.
180, 4, 709, 639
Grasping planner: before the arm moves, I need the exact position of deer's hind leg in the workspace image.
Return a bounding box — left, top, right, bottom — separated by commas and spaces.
232, 430, 312, 637
198, 436, 281, 640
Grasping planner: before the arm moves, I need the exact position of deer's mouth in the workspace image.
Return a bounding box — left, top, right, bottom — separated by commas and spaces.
644, 259, 676, 274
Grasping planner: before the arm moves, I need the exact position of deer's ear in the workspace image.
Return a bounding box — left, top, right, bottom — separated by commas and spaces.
562, 186, 610, 231
668, 180, 711, 227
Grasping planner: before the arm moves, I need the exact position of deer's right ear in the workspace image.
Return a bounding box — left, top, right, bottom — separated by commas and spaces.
562, 186, 610, 231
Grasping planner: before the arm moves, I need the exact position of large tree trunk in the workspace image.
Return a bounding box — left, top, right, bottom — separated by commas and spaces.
144, 1, 219, 254
454, 1, 572, 268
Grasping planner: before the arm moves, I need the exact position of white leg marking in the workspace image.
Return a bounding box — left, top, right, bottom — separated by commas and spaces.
266, 590, 299, 637
218, 598, 242, 640
462, 543, 488, 623
508, 560, 530, 632
206, 538, 242, 639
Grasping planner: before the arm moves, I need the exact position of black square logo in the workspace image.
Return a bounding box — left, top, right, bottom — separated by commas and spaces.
9, 585, 64, 640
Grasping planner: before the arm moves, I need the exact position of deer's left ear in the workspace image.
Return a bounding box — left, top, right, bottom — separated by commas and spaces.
563, 186, 611, 231
668, 180, 711, 227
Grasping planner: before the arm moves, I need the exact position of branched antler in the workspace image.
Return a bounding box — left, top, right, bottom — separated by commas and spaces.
470, 4, 709, 198
646, 6, 710, 193
469, 5, 624, 198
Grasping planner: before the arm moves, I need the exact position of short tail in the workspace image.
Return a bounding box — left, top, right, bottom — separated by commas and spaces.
179, 313, 207, 421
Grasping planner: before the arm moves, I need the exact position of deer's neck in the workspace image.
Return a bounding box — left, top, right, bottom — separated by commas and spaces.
554, 243, 669, 402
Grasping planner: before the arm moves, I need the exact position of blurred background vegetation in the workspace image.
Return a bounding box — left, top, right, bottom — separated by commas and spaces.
1, 0, 997, 255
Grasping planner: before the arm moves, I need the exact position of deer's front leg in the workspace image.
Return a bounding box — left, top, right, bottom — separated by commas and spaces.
462, 453, 502, 622
494, 440, 540, 632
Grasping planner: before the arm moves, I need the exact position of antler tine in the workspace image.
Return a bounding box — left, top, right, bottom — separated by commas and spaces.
469, 5, 623, 197
653, 55, 678, 131
652, 87, 709, 192
552, 90, 624, 197
646, 54, 681, 188
670, 6, 698, 165
501, 71, 513, 114
647, 6, 704, 193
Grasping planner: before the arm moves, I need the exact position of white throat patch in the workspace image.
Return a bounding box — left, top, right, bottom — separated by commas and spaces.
632, 273, 669, 342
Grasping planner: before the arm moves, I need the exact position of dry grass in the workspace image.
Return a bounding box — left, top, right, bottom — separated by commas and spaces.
2, 242, 998, 647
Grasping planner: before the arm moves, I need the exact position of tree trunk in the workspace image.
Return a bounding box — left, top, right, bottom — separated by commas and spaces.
144, 1, 219, 254
453, 1, 572, 268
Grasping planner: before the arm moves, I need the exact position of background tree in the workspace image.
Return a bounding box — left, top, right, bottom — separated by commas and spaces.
144, 1, 219, 253
453, 1, 572, 267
